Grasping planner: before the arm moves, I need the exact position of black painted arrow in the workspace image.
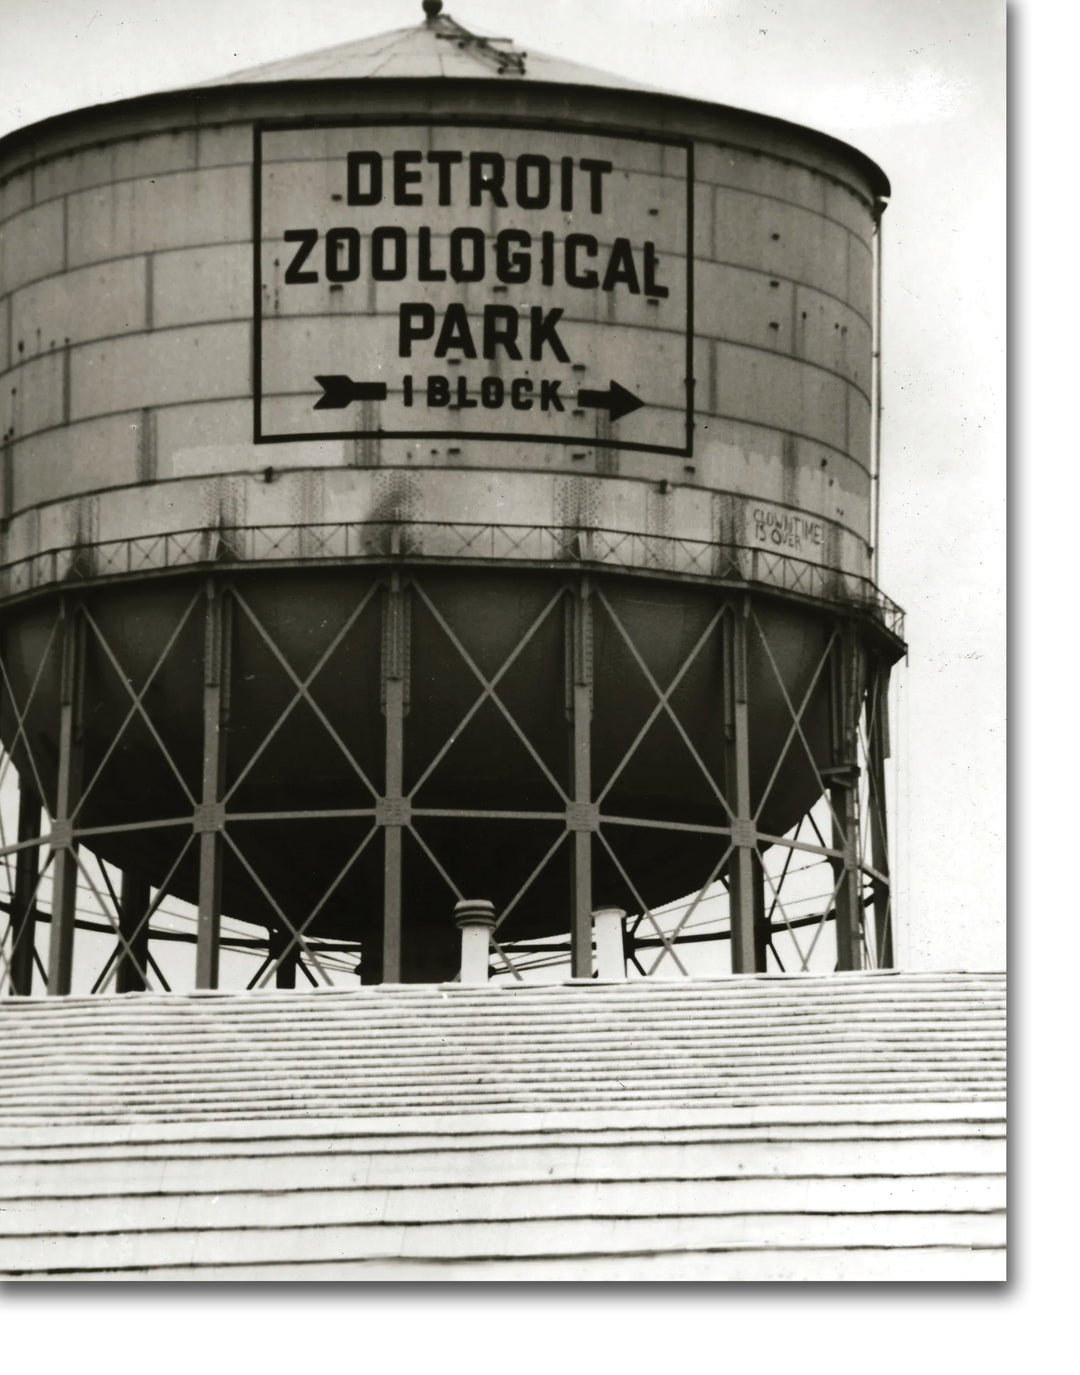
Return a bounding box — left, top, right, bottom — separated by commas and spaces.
576, 380, 645, 423
313, 375, 388, 409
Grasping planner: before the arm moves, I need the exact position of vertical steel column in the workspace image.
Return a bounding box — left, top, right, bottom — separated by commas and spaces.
829, 620, 863, 971
115, 873, 152, 993
47, 602, 85, 996
867, 661, 894, 968
380, 572, 409, 984
724, 599, 759, 973
568, 575, 594, 979
196, 580, 230, 989
752, 850, 769, 972
9, 784, 42, 995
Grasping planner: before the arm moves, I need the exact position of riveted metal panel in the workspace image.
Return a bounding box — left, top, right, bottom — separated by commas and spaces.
69, 321, 249, 419
66, 166, 250, 269
10, 414, 141, 509
11, 256, 147, 357
0, 167, 33, 225
0, 197, 66, 293
152, 244, 251, 328
710, 190, 853, 304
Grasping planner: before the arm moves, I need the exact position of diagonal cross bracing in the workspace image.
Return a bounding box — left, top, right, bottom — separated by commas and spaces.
750, 612, 844, 835
643, 841, 734, 977
76, 597, 202, 816
252, 826, 378, 990
0, 617, 61, 813
597, 829, 689, 977
406, 581, 570, 804
593, 590, 732, 814
87, 837, 194, 993
225, 583, 382, 805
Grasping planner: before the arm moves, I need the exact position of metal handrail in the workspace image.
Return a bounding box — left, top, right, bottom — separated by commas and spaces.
0, 519, 905, 639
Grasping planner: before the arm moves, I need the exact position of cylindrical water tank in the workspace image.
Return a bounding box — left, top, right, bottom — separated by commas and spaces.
0, 7, 901, 981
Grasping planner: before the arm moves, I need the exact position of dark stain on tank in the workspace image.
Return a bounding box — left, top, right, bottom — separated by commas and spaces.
781, 432, 798, 506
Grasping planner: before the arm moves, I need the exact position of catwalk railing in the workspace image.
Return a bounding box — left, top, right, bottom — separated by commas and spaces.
0, 519, 905, 642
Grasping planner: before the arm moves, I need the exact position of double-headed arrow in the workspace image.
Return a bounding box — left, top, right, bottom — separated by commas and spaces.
313, 374, 645, 422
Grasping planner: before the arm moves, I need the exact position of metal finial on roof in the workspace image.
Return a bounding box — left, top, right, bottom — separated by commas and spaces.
422, 0, 443, 21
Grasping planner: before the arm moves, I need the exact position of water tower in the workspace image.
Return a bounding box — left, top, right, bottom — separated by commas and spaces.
0, 2, 903, 996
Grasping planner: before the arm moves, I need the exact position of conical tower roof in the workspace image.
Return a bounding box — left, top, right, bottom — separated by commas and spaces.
208, 1, 662, 93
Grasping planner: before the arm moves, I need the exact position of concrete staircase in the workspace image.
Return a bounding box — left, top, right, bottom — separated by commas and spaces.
0, 972, 1006, 1279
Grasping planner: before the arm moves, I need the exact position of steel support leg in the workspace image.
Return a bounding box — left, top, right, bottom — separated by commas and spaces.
269, 925, 298, 989
753, 850, 769, 971
116, 873, 151, 993
196, 581, 230, 990
867, 662, 894, 968
725, 600, 759, 973
568, 576, 594, 979
47, 603, 85, 996
380, 573, 409, 984
830, 620, 863, 971
9, 784, 42, 995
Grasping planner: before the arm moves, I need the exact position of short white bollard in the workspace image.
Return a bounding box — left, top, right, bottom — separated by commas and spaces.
593, 907, 627, 981
453, 899, 498, 985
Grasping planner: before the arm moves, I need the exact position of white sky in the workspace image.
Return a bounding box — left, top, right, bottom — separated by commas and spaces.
0, 0, 1006, 969
6, 0, 1080, 1354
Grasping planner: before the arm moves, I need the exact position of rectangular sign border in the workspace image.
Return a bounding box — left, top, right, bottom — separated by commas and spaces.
252, 116, 694, 458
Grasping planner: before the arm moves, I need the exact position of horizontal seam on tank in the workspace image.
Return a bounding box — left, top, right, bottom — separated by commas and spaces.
247, 119, 877, 211
2, 398, 873, 486
3, 156, 690, 230
0, 317, 870, 405
255, 391, 865, 469
703, 259, 872, 329
1, 388, 682, 443
0, 240, 254, 301
704, 179, 873, 247
0, 110, 274, 190
695, 422, 871, 481
690, 129, 877, 210
0, 464, 874, 530
0, 247, 871, 332
0, 160, 253, 229
0, 96, 880, 209
706, 336, 871, 406
0, 237, 694, 300
0, 473, 874, 550
255, 149, 689, 180
0, 318, 251, 388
